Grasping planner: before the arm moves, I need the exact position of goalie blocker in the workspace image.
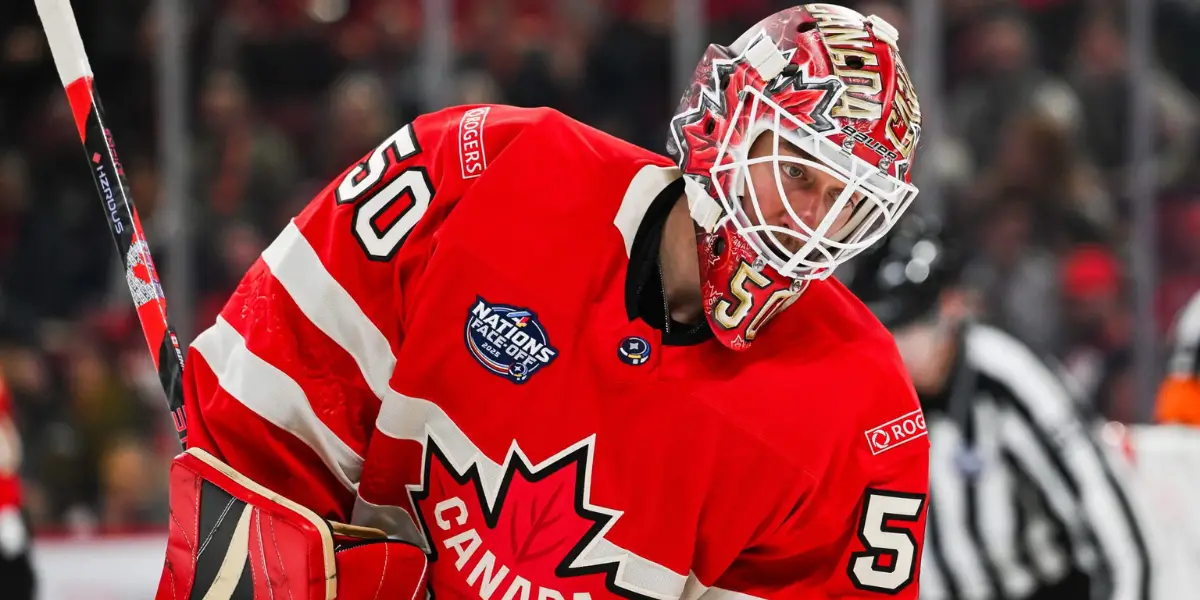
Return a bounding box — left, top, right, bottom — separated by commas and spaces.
157, 448, 428, 600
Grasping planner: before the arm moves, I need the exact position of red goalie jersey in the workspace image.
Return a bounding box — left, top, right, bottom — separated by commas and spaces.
181, 104, 929, 598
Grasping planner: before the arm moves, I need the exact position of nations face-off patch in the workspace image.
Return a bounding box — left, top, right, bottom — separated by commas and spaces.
465, 297, 558, 384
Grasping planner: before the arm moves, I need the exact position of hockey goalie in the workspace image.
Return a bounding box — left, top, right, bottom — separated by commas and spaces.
157, 4, 930, 599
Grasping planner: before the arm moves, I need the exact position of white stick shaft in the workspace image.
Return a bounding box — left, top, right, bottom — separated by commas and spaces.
34, 0, 94, 85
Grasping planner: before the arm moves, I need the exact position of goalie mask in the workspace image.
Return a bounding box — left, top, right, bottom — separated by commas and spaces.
667, 3, 922, 350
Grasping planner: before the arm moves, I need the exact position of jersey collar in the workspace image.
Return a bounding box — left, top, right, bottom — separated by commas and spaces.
623, 176, 713, 346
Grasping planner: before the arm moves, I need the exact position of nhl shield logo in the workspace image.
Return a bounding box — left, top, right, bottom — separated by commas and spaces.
465, 297, 558, 384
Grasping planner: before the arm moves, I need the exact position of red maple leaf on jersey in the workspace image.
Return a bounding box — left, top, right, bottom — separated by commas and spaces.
412, 439, 643, 599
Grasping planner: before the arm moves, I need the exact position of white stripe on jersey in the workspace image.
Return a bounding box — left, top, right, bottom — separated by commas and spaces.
190, 316, 363, 492
927, 418, 993, 597
973, 397, 1038, 598
258, 219, 428, 542
998, 406, 1096, 569
1168, 290, 1200, 375
261, 220, 398, 400
614, 165, 680, 256
970, 326, 1145, 600
693, 587, 763, 599
677, 573, 713, 600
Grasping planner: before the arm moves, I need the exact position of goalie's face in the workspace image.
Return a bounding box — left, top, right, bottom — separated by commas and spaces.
742, 131, 863, 256
667, 4, 924, 351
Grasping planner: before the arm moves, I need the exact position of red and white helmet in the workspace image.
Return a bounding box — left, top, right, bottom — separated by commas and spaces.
667, 3, 922, 350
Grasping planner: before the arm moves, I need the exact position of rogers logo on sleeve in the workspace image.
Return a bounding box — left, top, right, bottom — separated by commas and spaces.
864, 409, 927, 455
459, 107, 490, 178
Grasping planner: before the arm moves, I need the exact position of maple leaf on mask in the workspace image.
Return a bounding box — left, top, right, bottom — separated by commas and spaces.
779, 89, 829, 126
767, 74, 842, 134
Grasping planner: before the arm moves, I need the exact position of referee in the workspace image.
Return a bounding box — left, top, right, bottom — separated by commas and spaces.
1156, 288, 1200, 425
842, 215, 1151, 599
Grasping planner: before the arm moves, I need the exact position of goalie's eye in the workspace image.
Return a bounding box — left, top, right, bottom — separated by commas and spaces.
781, 163, 806, 180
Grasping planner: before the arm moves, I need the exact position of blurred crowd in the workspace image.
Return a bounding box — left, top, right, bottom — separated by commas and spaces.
1, 0, 1199, 531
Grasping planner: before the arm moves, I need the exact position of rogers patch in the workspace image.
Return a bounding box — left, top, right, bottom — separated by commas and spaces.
864, 409, 927, 456
459, 107, 490, 178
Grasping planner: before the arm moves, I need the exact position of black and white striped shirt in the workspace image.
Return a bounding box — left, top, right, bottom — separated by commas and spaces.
1156, 290, 1200, 424
1165, 290, 1200, 381
919, 323, 1151, 599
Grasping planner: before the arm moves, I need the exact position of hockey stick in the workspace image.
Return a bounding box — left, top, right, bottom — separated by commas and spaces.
35, 0, 188, 449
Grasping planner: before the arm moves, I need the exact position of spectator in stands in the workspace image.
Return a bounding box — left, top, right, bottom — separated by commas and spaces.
0, 366, 35, 600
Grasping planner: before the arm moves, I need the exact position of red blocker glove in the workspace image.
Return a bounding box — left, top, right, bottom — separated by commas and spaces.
156, 448, 427, 600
